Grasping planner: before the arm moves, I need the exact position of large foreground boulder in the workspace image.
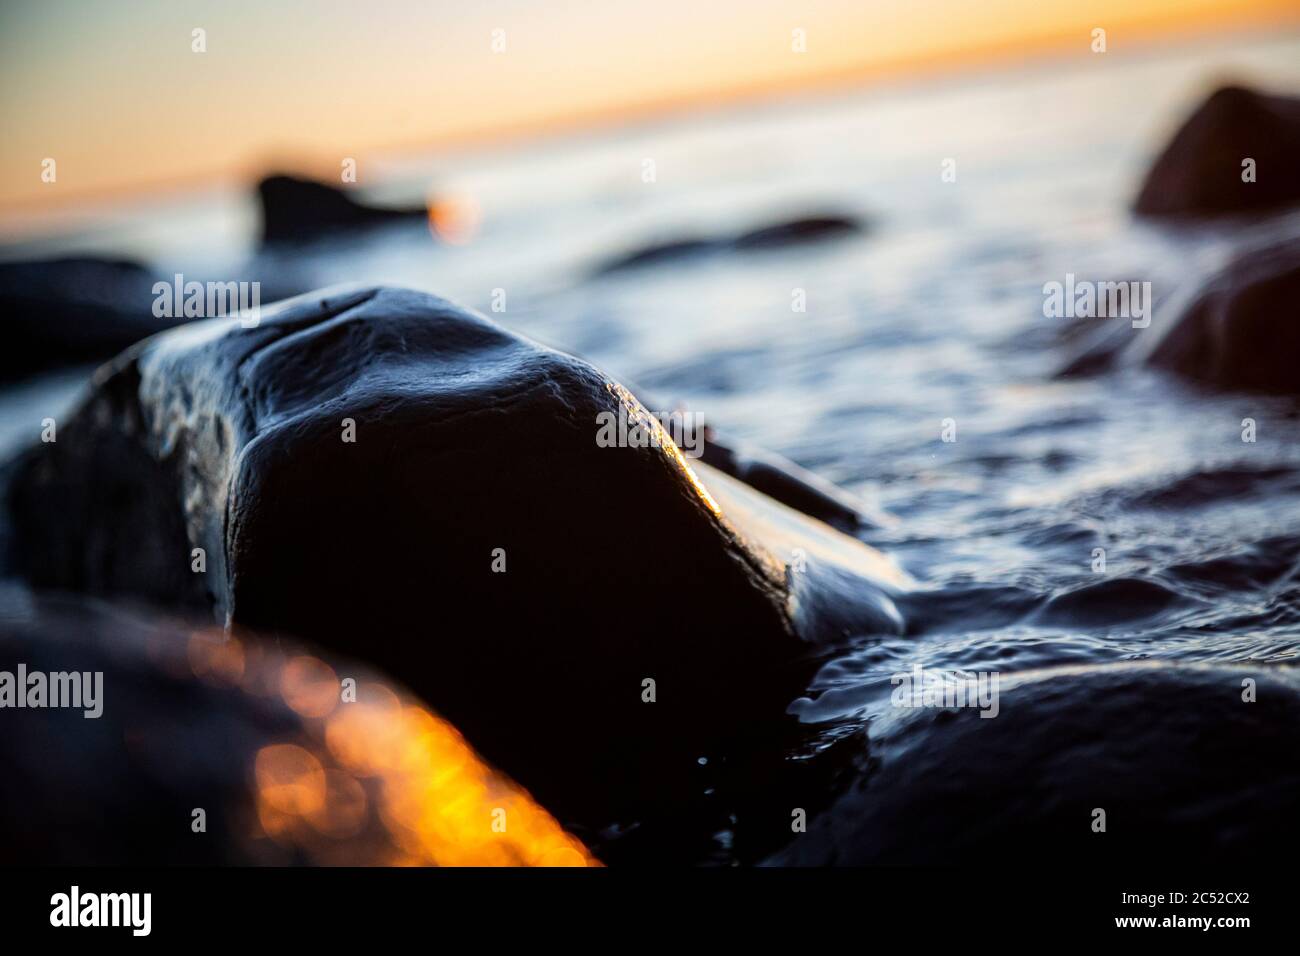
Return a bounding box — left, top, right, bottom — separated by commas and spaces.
7, 286, 905, 841
1134, 85, 1300, 218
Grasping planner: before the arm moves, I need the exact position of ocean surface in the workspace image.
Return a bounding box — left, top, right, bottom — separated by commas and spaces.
3, 34, 1300, 859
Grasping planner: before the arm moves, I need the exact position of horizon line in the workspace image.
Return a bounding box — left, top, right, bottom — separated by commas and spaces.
3, 8, 1298, 229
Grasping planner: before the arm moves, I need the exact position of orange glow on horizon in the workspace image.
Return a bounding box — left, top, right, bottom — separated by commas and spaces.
1, 0, 1297, 220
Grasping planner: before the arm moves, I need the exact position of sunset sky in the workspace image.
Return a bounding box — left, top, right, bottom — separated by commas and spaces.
1, 0, 1297, 212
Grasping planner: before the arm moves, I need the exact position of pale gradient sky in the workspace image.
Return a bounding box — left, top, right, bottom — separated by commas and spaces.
1, 0, 1296, 211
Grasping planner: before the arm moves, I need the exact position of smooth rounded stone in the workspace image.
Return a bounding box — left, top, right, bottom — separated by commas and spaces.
1133, 85, 1300, 218
595, 212, 864, 274
768, 663, 1300, 864
8, 286, 907, 838
628, 396, 887, 532
258, 174, 428, 245
1052, 317, 1134, 379
596, 237, 719, 273
731, 214, 861, 250
697, 428, 885, 532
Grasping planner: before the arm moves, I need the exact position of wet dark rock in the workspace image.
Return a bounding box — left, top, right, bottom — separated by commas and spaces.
697, 427, 881, 532
732, 214, 860, 250
770, 664, 1300, 864
1053, 321, 1130, 379
0, 595, 597, 865
628, 396, 884, 532
0, 598, 301, 864
596, 213, 863, 274
1057, 227, 1300, 393
258, 174, 427, 245
1141, 233, 1300, 393
0, 255, 310, 382
0, 257, 172, 381
7, 286, 905, 839
1134, 85, 1300, 218
598, 238, 717, 272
